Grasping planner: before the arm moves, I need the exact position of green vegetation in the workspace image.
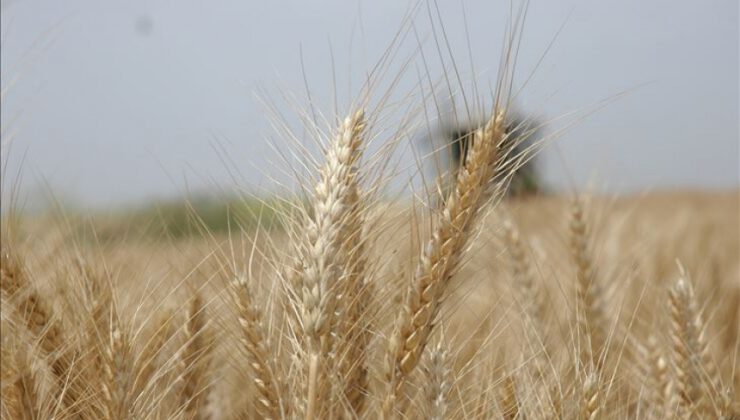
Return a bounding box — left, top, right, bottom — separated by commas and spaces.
88, 195, 284, 242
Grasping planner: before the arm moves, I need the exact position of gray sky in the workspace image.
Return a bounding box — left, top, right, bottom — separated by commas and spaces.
1, 0, 738, 209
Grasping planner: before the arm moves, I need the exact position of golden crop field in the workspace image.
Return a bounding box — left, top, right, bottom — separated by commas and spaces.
2, 175, 738, 420
1, 3, 738, 419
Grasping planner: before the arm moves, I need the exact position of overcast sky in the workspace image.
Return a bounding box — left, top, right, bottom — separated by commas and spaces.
1, 0, 738, 209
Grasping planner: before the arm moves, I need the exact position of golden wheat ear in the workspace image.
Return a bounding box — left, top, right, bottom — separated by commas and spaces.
1, 339, 42, 420
503, 220, 548, 373
642, 334, 672, 417
131, 309, 176, 406
667, 273, 725, 418
381, 109, 507, 417
287, 109, 367, 419
231, 274, 283, 419
569, 198, 609, 371
420, 341, 452, 420
100, 318, 134, 420
579, 371, 601, 420
0, 250, 81, 414
177, 292, 214, 420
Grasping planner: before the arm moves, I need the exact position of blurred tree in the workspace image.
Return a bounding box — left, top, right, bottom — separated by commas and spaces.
442, 113, 542, 197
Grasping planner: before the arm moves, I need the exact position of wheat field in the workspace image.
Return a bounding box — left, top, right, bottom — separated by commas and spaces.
1, 128, 738, 419
1, 5, 739, 419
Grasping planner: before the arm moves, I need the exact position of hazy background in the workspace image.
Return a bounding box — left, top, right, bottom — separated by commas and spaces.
1, 0, 738, 210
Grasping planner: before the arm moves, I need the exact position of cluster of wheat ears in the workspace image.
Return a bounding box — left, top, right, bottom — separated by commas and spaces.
1, 11, 738, 420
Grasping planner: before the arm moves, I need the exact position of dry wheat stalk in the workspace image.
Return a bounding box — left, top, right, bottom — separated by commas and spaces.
468, 362, 496, 419
381, 109, 506, 417
548, 381, 564, 420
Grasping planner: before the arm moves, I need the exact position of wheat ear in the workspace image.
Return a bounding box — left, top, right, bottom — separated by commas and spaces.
233, 275, 283, 419
296, 109, 366, 419
579, 372, 600, 420
131, 310, 175, 406
504, 220, 542, 315
101, 314, 133, 420
641, 335, 672, 417
668, 275, 720, 417
421, 341, 452, 420
382, 110, 506, 416
334, 168, 372, 415
570, 199, 607, 369
503, 220, 547, 378
498, 373, 520, 420
76, 264, 115, 419
179, 293, 213, 420
0, 251, 78, 412
1, 342, 22, 419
